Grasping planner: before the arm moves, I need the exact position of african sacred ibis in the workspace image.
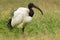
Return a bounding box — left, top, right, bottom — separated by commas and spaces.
8, 3, 43, 33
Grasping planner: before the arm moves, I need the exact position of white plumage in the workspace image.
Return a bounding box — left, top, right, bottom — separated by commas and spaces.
11, 7, 32, 28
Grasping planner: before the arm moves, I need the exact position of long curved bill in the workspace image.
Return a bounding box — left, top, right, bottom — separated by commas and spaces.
33, 5, 43, 15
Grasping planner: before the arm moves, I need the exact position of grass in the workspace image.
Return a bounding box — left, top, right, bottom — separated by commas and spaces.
0, 0, 60, 40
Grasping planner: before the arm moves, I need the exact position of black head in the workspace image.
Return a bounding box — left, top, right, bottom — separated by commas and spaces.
28, 3, 43, 15
28, 3, 34, 9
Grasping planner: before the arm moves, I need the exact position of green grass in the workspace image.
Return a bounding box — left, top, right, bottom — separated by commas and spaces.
0, 0, 60, 40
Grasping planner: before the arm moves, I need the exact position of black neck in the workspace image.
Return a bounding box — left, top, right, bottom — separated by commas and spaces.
29, 8, 34, 17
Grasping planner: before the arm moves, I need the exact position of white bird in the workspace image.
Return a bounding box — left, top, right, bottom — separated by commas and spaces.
8, 3, 43, 33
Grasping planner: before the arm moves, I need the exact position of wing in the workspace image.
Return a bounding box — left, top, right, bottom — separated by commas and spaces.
11, 7, 30, 27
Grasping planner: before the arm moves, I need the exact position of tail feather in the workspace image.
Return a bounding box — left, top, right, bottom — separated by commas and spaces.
7, 18, 13, 30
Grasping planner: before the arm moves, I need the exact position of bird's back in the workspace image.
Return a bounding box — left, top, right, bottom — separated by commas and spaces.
13, 7, 30, 18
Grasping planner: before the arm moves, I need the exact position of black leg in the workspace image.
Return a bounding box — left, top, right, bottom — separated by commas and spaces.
7, 18, 13, 30
22, 26, 25, 33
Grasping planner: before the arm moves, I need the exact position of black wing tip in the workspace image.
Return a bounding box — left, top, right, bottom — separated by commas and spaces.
7, 18, 13, 30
